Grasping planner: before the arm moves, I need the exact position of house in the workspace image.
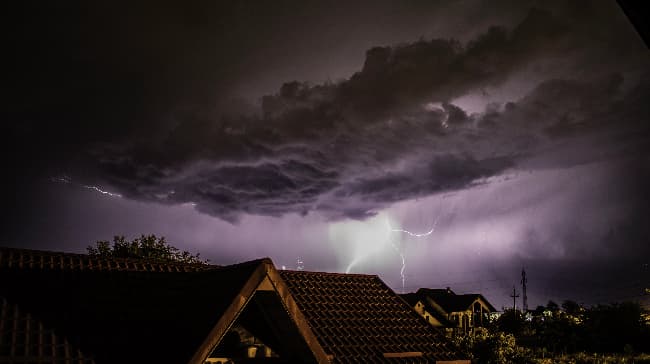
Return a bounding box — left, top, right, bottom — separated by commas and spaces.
0, 247, 469, 363
401, 288, 496, 336
400, 293, 454, 329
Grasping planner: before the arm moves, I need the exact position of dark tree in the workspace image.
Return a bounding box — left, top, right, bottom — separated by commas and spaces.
561, 300, 583, 316
546, 300, 559, 312
495, 309, 527, 336
87, 234, 208, 264
583, 302, 650, 353
532, 305, 546, 316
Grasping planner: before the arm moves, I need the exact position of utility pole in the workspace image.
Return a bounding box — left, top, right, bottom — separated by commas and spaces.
521, 267, 528, 312
510, 285, 520, 311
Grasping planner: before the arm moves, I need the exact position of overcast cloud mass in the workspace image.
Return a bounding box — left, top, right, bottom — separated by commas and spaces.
3, 0, 649, 309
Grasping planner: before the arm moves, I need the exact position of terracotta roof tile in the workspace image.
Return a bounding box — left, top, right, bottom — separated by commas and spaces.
280, 270, 459, 363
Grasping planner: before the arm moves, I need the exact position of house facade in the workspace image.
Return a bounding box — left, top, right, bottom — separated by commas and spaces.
401, 287, 496, 336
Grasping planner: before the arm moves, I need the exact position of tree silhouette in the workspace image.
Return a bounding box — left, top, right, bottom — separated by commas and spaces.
495, 309, 526, 336
87, 234, 208, 264
583, 302, 650, 353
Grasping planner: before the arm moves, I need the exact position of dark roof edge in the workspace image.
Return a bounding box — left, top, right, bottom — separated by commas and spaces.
414, 287, 498, 313
0, 245, 217, 269
188, 259, 330, 364
0, 246, 277, 268
280, 269, 379, 279
268, 265, 331, 364
473, 294, 497, 312
187, 259, 271, 364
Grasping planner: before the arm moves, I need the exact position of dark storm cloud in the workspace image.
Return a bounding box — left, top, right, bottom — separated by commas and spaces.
259, 7, 567, 123
5, 1, 649, 223
339, 155, 513, 204
93, 71, 647, 222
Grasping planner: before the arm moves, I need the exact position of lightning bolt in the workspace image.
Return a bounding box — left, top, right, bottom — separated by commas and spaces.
81, 185, 122, 198
345, 256, 362, 274
51, 175, 122, 198
387, 216, 439, 294
390, 226, 436, 237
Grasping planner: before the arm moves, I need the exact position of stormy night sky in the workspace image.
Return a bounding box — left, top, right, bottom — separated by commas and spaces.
3, 0, 649, 310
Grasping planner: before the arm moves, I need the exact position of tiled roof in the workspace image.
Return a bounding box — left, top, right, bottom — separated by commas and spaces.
1, 247, 466, 364
0, 247, 266, 364
280, 270, 460, 363
0, 247, 213, 272
416, 288, 497, 313
0, 298, 95, 363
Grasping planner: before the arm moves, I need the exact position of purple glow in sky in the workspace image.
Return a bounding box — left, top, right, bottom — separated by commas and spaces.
3, 0, 649, 310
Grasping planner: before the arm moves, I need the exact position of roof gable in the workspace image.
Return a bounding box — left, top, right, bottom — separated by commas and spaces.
400, 293, 454, 327
0, 247, 329, 364
190, 260, 329, 364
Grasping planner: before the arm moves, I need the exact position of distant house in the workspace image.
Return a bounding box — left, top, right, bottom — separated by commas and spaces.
401, 287, 496, 336
0, 247, 469, 364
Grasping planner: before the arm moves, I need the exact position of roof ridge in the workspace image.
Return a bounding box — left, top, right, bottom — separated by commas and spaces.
280, 269, 379, 278
215, 257, 273, 270
0, 246, 90, 257
0, 245, 206, 262
0, 246, 217, 272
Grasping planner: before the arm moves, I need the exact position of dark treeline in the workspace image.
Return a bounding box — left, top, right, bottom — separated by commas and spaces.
455, 300, 650, 363
501, 300, 650, 354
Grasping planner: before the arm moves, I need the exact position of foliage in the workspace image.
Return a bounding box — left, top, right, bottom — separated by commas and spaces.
455, 299, 650, 363
532, 300, 585, 354
87, 234, 208, 264
498, 300, 650, 355
453, 330, 534, 364
495, 308, 527, 336
582, 302, 650, 353
535, 352, 650, 364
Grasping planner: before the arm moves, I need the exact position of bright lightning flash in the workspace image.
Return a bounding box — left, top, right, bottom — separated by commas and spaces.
390, 225, 435, 237
51, 175, 122, 198
388, 217, 439, 294
329, 213, 393, 274
82, 185, 122, 198
330, 212, 439, 295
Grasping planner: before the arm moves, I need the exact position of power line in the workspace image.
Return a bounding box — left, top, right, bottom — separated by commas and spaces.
510, 285, 520, 311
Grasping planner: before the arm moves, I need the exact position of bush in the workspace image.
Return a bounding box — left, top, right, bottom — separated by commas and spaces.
453, 331, 535, 364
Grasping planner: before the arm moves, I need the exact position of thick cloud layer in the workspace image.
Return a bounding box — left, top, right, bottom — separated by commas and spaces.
3, 1, 648, 309
4, 1, 648, 224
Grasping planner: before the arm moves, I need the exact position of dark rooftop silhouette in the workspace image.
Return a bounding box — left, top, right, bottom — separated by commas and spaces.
0, 247, 467, 364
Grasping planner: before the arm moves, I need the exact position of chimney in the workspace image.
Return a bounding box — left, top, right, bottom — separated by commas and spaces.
446, 287, 451, 294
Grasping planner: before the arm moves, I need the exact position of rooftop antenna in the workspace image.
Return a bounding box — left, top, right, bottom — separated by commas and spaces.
521, 267, 528, 312
510, 285, 520, 311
